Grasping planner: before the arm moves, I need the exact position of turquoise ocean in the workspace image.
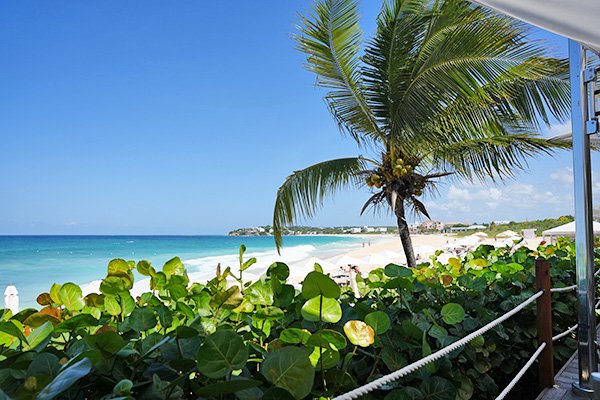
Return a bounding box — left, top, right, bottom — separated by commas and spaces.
0, 235, 364, 309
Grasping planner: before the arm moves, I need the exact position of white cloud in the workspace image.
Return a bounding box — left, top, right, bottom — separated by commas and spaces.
550, 167, 574, 185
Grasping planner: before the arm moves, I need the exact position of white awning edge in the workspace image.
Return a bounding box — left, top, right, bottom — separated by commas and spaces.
472, 0, 600, 54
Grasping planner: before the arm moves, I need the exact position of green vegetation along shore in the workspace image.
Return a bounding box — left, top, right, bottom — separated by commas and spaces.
0, 240, 582, 399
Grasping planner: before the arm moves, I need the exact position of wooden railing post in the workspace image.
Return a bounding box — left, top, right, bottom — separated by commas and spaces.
536, 258, 554, 389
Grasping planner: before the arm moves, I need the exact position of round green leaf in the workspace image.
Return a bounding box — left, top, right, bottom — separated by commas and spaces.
384, 263, 413, 278
197, 330, 248, 378
302, 271, 340, 299
103, 295, 121, 316
246, 281, 274, 306
343, 320, 375, 347
306, 329, 347, 351
267, 262, 290, 281
441, 303, 465, 325
58, 283, 85, 311
100, 276, 130, 295
261, 347, 315, 400
309, 346, 340, 370
419, 377, 456, 400
107, 259, 131, 275
385, 387, 424, 400
280, 328, 311, 345
301, 296, 342, 323
129, 308, 157, 332
365, 311, 391, 334
163, 257, 185, 277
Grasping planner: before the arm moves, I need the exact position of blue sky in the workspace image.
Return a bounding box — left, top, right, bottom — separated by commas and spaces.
0, 1, 596, 235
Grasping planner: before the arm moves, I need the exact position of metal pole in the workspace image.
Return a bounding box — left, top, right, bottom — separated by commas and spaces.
570, 39, 597, 396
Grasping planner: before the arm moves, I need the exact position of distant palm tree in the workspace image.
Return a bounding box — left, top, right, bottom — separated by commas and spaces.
273, 0, 570, 268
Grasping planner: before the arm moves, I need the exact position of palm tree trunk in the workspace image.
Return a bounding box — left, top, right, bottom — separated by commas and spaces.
394, 198, 417, 268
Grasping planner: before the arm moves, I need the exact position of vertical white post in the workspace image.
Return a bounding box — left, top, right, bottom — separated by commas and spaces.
570, 39, 597, 396
3, 285, 19, 316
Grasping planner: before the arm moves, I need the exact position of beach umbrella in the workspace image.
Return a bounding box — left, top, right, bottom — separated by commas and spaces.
473, 232, 488, 237
4, 285, 18, 315
496, 230, 520, 238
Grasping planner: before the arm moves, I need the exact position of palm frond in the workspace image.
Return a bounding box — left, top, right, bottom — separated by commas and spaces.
430, 133, 571, 181
296, 0, 384, 145
273, 157, 369, 250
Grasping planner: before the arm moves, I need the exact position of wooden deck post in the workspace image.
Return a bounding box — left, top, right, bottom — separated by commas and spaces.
536, 258, 555, 390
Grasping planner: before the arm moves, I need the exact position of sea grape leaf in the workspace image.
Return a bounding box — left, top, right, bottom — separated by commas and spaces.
26, 352, 60, 377
58, 283, 85, 311
441, 303, 465, 325
23, 321, 54, 351
36, 358, 92, 400
246, 281, 274, 306
365, 311, 391, 334
279, 328, 311, 345
103, 295, 121, 316
196, 330, 248, 378
384, 263, 413, 278
419, 377, 456, 400
37, 293, 53, 306
55, 314, 100, 333
301, 296, 342, 323
137, 260, 156, 276
210, 286, 243, 309
343, 320, 375, 347
0, 321, 27, 343
306, 329, 347, 351
49, 284, 62, 304
23, 312, 59, 329
267, 262, 290, 281
302, 271, 340, 299
193, 379, 262, 396
308, 346, 340, 370
100, 276, 129, 295
261, 347, 315, 400
129, 308, 157, 332
384, 387, 425, 400
163, 257, 185, 277
107, 259, 131, 275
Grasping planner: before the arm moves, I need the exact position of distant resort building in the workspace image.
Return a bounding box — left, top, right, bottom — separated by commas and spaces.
493, 220, 512, 225
450, 224, 487, 232
420, 220, 445, 231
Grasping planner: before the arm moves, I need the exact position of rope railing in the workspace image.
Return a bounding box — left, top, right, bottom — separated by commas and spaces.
553, 324, 578, 342
495, 342, 547, 400
550, 284, 577, 293
332, 290, 544, 400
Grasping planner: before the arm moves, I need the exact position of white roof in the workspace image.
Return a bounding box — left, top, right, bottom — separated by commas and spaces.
473, 0, 600, 53
542, 221, 600, 236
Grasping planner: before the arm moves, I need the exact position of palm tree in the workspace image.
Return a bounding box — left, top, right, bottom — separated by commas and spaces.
273, 0, 570, 268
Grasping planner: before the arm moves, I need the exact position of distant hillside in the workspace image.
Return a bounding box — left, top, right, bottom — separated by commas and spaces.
479, 215, 574, 237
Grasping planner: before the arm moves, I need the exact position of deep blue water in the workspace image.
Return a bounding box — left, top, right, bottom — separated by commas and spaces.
0, 235, 361, 308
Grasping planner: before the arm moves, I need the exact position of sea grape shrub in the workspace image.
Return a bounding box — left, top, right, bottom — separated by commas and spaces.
0, 240, 581, 399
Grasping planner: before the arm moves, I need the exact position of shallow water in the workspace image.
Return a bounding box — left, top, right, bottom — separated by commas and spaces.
0, 235, 362, 308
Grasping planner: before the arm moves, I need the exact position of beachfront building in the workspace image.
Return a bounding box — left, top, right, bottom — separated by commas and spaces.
420, 220, 445, 231
493, 220, 511, 225
451, 224, 487, 232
